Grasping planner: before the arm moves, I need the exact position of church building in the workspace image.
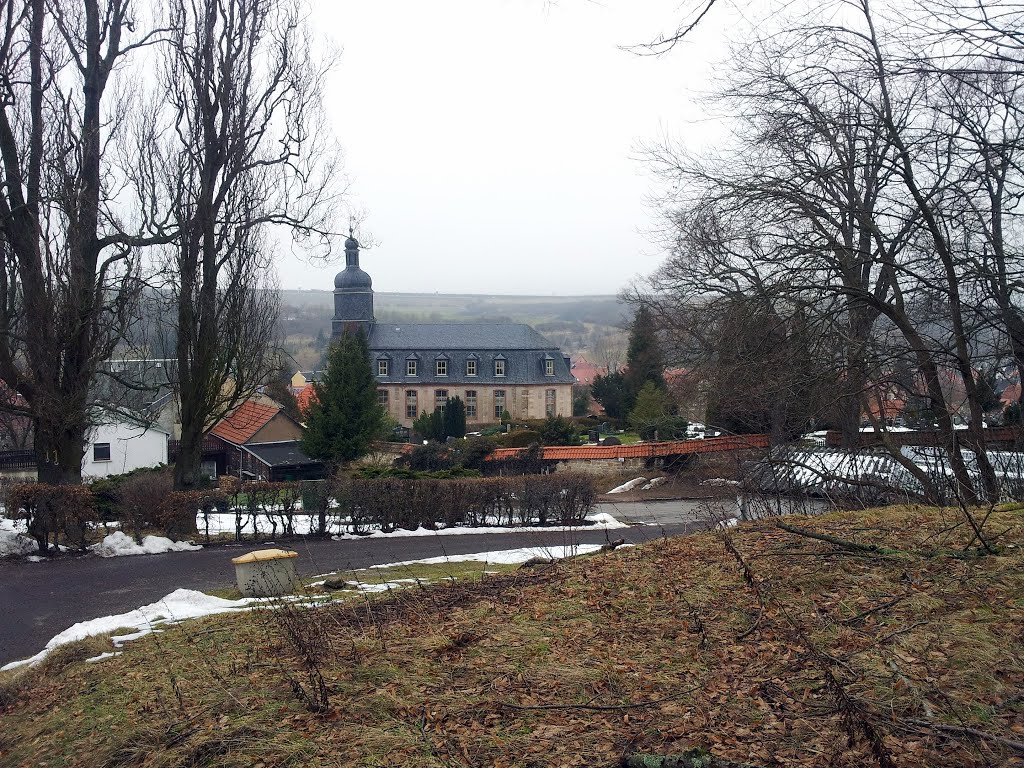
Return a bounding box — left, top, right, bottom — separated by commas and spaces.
332, 232, 576, 428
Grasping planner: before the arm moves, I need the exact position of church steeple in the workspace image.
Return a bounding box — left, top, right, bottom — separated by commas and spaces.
332, 227, 375, 338
345, 226, 359, 267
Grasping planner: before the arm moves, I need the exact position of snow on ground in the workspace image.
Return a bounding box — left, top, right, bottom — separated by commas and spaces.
606, 477, 647, 494
369, 543, 604, 570
91, 531, 202, 558
0, 588, 263, 671
0, 518, 35, 557
202, 510, 628, 539
641, 477, 668, 491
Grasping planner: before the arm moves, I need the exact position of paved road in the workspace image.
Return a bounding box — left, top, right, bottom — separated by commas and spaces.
0, 500, 731, 666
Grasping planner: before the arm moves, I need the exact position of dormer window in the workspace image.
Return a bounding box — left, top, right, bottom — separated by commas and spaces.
545, 359, 554, 376
494, 357, 506, 377
406, 358, 418, 376
436, 359, 447, 377
466, 359, 477, 376
377, 359, 389, 377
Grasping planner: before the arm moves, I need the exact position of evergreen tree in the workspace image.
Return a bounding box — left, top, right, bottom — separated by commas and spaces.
302, 331, 383, 467
591, 370, 631, 422
442, 397, 467, 440
624, 305, 666, 399
629, 381, 686, 441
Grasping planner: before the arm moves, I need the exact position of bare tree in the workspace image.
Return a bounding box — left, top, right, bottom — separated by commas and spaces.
639, 0, 1024, 509
155, 0, 343, 490
0, 0, 169, 484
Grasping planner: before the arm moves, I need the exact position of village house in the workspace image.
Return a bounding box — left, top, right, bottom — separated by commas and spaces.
329, 231, 576, 429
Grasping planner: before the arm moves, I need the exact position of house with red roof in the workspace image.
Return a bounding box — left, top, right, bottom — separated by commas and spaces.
207, 399, 323, 481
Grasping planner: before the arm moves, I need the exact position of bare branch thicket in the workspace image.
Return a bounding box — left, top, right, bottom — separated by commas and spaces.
635, 0, 1024, 510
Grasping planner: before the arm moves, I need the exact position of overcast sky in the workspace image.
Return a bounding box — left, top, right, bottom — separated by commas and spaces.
276, 1, 731, 296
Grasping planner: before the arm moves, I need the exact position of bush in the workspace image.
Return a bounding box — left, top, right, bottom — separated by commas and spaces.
537, 416, 580, 446
5, 484, 98, 553
498, 429, 541, 448
339, 473, 596, 531
115, 469, 173, 542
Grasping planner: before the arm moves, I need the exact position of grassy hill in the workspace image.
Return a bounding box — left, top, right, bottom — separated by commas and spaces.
3, 505, 1022, 767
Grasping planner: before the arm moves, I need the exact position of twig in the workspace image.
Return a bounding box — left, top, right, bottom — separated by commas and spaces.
776, 521, 900, 555
839, 593, 910, 626
905, 718, 1024, 754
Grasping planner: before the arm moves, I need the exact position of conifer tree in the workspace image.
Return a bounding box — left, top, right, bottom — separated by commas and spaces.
443, 397, 467, 440
624, 305, 666, 398
302, 331, 383, 468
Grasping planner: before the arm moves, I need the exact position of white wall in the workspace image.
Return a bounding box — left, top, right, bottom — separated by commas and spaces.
82, 421, 168, 479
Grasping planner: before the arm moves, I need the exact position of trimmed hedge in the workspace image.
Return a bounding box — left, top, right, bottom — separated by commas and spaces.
2, 472, 599, 549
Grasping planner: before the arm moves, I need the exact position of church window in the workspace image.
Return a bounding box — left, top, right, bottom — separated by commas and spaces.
493, 390, 506, 419
466, 390, 477, 418
406, 390, 418, 418
406, 359, 418, 376
466, 359, 477, 377
378, 359, 389, 376
436, 359, 447, 377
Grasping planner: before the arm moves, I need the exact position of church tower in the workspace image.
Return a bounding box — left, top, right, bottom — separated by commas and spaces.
332, 228, 374, 338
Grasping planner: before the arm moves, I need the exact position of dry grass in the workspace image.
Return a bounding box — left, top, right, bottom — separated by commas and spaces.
1, 505, 1023, 767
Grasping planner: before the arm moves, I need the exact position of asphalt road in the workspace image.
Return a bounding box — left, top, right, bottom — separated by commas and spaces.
0, 499, 733, 666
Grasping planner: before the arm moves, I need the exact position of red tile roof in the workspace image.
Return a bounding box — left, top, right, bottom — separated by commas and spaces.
296, 384, 318, 415
489, 435, 769, 461
211, 400, 281, 445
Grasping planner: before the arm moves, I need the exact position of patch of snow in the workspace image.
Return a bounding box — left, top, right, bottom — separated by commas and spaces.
348, 578, 422, 593
0, 528, 36, 558
369, 543, 603, 570
91, 531, 202, 558
606, 477, 647, 494
0, 588, 258, 672
585, 511, 628, 529
85, 651, 122, 663
641, 477, 668, 491
715, 518, 739, 529
701, 478, 741, 487
329, 512, 627, 540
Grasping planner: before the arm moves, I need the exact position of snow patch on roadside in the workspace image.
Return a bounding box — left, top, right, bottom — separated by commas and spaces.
91, 531, 201, 558
330, 512, 628, 540
0, 588, 257, 672
1, 517, 34, 557
369, 543, 603, 570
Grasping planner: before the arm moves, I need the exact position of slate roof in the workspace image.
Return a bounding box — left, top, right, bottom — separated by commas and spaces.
368, 322, 576, 386
243, 440, 321, 468
210, 400, 281, 445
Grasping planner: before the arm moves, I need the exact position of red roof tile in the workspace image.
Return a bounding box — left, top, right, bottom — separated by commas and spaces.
211, 400, 281, 445
489, 435, 769, 461
296, 384, 318, 415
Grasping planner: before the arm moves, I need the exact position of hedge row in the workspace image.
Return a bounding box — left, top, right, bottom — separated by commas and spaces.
3, 472, 598, 551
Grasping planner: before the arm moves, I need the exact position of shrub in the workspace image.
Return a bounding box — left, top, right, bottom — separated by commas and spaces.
499, 429, 541, 449
5, 484, 98, 553
537, 416, 580, 446
115, 469, 173, 542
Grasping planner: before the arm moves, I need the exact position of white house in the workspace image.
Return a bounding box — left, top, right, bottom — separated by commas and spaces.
82, 418, 169, 479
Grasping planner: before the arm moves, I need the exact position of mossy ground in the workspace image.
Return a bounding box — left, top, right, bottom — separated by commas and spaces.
1, 505, 1023, 767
